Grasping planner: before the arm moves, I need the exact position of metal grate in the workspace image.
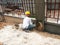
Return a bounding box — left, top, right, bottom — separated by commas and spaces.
45, 0, 60, 23
0, 0, 35, 15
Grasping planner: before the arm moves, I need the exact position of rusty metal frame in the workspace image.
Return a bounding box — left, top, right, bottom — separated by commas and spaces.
45, 0, 60, 23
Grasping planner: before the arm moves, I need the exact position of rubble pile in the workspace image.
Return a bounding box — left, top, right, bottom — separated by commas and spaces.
0, 25, 60, 45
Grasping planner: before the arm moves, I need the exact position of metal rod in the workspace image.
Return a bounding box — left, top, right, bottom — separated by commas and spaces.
53, 0, 56, 18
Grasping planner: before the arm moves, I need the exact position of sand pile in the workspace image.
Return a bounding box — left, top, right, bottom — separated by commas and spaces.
0, 25, 60, 45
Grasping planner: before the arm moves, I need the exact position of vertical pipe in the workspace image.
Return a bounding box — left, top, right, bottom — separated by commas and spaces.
26, 0, 27, 10
28, 0, 29, 11
25, 0, 27, 11
49, 0, 52, 18
26, 0, 28, 11
30, 0, 31, 12
57, 3, 59, 23
30, 0, 32, 13
28, 0, 29, 10
33, 0, 35, 14
53, 0, 56, 18
21, 0, 24, 12
46, 0, 48, 21
24, 0, 26, 11
22, 0, 24, 12
31, 0, 33, 15
29, 0, 31, 11
21, 0, 23, 7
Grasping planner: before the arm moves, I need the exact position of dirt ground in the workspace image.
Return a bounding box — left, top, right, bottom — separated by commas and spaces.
0, 22, 60, 45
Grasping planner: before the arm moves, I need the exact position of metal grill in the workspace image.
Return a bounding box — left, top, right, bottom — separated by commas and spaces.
0, 0, 35, 15
22, 0, 35, 14
45, 0, 60, 23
